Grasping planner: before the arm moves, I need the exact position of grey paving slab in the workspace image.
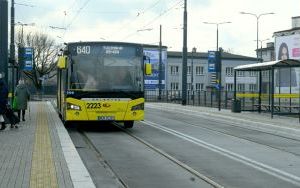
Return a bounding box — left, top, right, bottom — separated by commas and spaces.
0, 101, 94, 188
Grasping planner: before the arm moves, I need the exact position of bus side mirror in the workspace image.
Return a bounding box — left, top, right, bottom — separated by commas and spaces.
57, 56, 67, 69
145, 63, 152, 75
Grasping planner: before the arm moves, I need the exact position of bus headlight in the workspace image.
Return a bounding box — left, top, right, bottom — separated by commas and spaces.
67, 103, 81, 111
131, 103, 144, 111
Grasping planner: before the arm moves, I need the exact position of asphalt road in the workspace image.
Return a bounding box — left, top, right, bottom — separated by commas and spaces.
69, 103, 300, 188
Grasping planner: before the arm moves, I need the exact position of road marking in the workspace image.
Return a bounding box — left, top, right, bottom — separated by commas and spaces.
30, 103, 58, 188
113, 122, 224, 188
142, 120, 300, 186
146, 104, 300, 137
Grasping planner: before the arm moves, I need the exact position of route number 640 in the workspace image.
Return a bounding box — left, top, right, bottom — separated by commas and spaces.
77, 46, 91, 54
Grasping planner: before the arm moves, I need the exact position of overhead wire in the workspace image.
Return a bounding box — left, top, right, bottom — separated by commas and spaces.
120, 0, 183, 41
61, 0, 92, 39
108, 0, 163, 40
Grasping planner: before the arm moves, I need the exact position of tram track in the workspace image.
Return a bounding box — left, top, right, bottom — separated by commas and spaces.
112, 122, 224, 188
141, 120, 300, 187
76, 128, 129, 188
147, 107, 300, 157
76, 123, 223, 188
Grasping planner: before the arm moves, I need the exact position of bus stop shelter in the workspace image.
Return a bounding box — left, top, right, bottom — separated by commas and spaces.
233, 59, 300, 119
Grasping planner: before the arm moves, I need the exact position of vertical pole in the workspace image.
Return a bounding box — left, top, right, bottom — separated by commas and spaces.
158, 24, 162, 100
191, 51, 193, 91
216, 24, 219, 51
10, 0, 15, 99
234, 70, 237, 100
290, 67, 292, 112
271, 68, 274, 118
257, 18, 262, 113
298, 71, 300, 122
182, 0, 187, 105
269, 70, 271, 108
218, 49, 222, 111
0, 0, 8, 84
260, 41, 263, 61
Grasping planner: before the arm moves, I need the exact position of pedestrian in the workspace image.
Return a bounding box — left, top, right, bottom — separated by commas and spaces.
0, 73, 8, 130
14, 79, 30, 122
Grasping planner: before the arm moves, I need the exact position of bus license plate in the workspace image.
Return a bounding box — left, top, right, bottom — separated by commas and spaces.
98, 116, 115, 121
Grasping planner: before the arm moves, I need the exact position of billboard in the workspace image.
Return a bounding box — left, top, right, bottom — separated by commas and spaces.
275, 34, 300, 60
275, 34, 300, 93
144, 48, 167, 90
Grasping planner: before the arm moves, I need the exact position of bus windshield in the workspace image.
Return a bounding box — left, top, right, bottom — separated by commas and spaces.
69, 54, 143, 92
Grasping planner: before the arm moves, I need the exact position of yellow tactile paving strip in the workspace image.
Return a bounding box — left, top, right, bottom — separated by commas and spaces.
30, 103, 58, 188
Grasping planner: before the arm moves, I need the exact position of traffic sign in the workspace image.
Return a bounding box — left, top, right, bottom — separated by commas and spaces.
19, 47, 34, 71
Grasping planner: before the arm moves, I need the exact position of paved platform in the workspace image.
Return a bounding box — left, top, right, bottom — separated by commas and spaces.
0, 101, 95, 188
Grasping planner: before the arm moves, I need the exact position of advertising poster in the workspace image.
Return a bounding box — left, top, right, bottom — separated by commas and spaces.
275, 34, 300, 93
143, 48, 167, 90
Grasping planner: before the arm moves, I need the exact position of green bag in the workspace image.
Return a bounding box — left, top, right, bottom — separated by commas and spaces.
12, 97, 18, 110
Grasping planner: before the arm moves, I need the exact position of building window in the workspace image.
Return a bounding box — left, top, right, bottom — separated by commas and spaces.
237, 84, 245, 91
187, 83, 192, 90
196, 66, 204, 75
171, 82, 179, 90
262, 70, 269, 77
187, 66, 191, 75
237, 71, 245, 77
196, 83, 204, 91
250, 71, 257, 77
170, 66, 179, 75
249, 84, 257, 91
225, 67, 233, 76
226, 83, 233, 91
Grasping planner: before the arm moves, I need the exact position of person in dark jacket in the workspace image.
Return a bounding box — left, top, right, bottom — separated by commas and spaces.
14, 79, 30, 121
0, 73, 8, 130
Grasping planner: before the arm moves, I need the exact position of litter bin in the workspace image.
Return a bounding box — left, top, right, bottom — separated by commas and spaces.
231, 99, 241, 113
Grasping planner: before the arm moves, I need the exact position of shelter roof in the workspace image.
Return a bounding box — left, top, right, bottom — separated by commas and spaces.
234, 59, 300, 71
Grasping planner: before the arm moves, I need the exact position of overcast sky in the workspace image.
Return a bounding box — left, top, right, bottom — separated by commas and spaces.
12, 0, 299, 57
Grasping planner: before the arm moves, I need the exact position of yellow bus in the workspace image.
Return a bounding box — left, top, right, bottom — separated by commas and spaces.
57, 42, 152, 128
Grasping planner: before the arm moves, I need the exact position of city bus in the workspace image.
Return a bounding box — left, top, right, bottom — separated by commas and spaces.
57, 42, 152, 128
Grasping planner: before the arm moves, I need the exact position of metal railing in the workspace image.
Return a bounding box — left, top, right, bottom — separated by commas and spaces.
145, 90, 300, 113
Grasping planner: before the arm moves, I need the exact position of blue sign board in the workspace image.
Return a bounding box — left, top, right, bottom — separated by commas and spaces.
20, 47, 33, 71
208, 51, 216, 73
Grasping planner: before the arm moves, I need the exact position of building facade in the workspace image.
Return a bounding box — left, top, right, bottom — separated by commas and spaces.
166, 51, 257, 92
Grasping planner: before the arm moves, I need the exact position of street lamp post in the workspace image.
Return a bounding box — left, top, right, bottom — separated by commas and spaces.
182, 0, 188, 105
158, 25, 162, 100
203, 21, 231, 51
16, 22, 35, 46
255, 38, 270, 62
240, 11, 274, 113
191, 47, 196, 105
203, 21, 230, 111
191, 47, 196, 91
256, 38, 270, 62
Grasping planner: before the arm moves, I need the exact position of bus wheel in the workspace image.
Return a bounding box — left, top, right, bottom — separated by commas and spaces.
124, 121, 134, 128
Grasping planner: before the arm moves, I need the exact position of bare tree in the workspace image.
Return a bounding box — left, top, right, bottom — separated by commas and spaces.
16, 31, 60, 90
